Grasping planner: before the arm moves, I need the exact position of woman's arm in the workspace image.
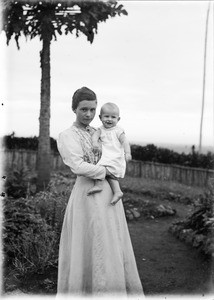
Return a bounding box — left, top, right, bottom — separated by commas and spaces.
57, 129, 106, 180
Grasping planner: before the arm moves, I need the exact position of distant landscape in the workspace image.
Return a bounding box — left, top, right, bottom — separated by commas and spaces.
3, 134, 213, 170
1, 133, 213, 155
132, 142, 213, 155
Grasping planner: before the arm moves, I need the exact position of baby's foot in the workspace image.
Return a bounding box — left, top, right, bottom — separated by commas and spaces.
87, 186, 103, 195
111, 192, 123, 206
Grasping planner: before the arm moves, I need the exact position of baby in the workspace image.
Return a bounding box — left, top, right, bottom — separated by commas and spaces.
88, 102, 132, 205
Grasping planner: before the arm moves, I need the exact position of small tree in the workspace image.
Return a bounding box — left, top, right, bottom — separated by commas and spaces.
2, 0, 127, 190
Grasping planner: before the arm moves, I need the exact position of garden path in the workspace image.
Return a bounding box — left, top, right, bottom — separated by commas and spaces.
121, 176, 213, 296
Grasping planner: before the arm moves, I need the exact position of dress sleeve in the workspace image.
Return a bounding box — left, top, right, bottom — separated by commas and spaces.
116, 126, 125, 140
57, 130, 106, 180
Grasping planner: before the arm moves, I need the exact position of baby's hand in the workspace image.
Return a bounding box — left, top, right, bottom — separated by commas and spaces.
125, 153, 132, 162
93, 143, 101, 154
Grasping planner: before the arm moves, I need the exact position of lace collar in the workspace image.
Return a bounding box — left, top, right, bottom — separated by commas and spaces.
73, 122, 91, 133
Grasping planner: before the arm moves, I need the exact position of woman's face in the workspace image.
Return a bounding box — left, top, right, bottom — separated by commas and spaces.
74, 100, 97, 127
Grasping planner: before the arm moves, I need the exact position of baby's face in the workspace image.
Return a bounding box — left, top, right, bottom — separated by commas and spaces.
100, 107, 120, 129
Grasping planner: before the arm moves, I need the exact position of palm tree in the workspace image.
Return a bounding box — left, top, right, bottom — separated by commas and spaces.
2, 0, 127, 190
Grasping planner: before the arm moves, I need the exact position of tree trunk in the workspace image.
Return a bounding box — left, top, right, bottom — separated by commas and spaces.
37, 36, 51, 190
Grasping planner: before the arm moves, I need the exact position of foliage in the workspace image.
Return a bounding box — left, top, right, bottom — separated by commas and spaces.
4, 167, 37, 199
3, 196, 58, 276
131, 143, 214, 169
169, 179, 214, 255
3, 133, 58, 153
3, 172, 74, 279
182, 193, 212, 235
2, 0, 127, 48
31, 172, 74, 233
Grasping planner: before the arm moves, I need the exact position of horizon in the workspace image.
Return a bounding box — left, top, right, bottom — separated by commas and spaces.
2, 131, 213, 155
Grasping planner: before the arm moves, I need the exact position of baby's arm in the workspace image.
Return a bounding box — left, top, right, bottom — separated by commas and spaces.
118, 132, 132, 162
91, 128, 101, 153
57, 131, 106, 180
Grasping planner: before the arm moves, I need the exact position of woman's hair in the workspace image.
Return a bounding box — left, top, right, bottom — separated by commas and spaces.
72, 87, 97, 111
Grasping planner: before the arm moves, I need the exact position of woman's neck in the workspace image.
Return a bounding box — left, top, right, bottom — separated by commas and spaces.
73, 121, 88, 129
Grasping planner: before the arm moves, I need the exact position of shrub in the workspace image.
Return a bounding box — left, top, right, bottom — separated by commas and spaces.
3, 134, 58, 153
31, 173, 74, 233
4, 167, 37, 199
169, 178, 214, 255
3, 172, 75, 279
3, 196, 59, 277
131, 144, 214, 169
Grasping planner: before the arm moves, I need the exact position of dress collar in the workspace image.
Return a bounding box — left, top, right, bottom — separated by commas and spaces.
73, 122, 91, 132
101, 125, 116, 131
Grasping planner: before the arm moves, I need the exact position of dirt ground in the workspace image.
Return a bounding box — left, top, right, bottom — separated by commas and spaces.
129, 200, 212, 296
4, 176, 214, 297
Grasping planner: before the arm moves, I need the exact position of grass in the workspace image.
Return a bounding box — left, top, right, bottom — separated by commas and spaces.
120, 175, 206, 200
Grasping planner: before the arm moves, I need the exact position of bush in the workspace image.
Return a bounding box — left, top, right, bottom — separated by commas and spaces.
169, 178, 214, 255
131, 144, 214, 169
3, 172, 75, 278
3, 196, 59, 277
4, 167, 37, 199
32, 186, 70, 235
3, 133, 58, 153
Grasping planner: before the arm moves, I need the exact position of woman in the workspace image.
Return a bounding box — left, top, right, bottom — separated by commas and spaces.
57, 87, 144, 296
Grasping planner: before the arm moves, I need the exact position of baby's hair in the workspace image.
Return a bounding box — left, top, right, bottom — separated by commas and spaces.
100, 102, 120, 115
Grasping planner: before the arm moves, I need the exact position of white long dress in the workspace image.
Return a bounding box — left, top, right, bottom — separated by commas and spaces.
57, 124, 144, 297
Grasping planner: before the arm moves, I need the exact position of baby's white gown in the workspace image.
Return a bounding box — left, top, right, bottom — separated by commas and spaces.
57, 124, 144, 296
97, 125, 126, 178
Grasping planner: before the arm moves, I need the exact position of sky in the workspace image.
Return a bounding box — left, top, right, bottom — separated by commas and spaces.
0, 0, 213, 151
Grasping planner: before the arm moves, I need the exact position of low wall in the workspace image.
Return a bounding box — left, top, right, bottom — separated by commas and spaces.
1, 149, 214, 187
